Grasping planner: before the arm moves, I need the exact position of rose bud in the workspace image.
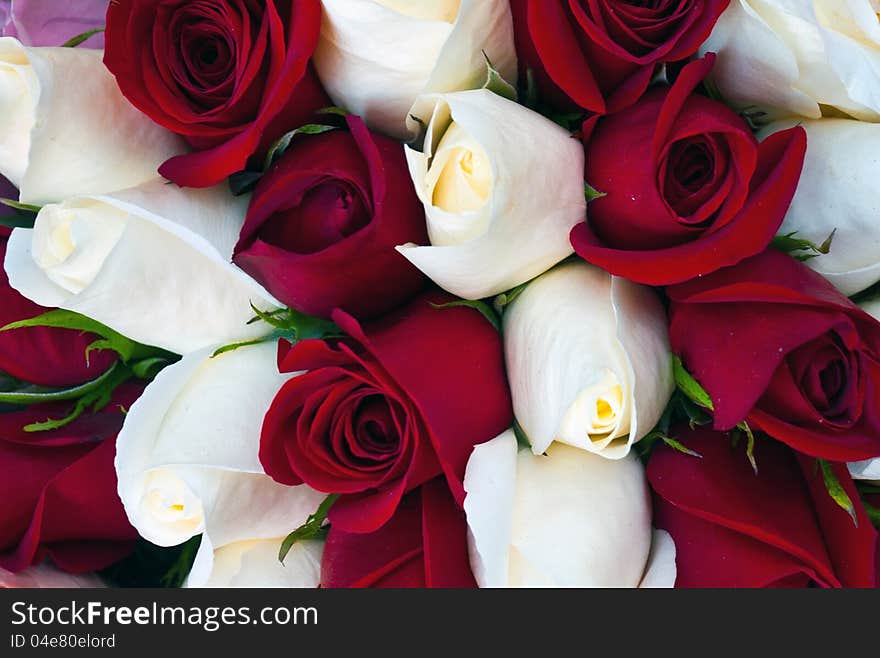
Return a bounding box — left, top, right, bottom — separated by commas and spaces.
399, 88, 585, 300
260, 291, 513, 534
104, 0, 329, 188
115, 342, 325, 588
570, 54, 807, 286
321, 478, 475, 588
700, 0, 880, 123
510, 0, 729, 114
648, 426, 879, 587
234, 115, 427, 320
0, 37, 183, 205
4, 179, 277, 354
758, 118, 880, 296
313, 0, 516, 141
668, 248, 880, 462
2, 0, 106, 47
463, 430, 677, 588
1, 382, 144, 574
504, 262, 673, 460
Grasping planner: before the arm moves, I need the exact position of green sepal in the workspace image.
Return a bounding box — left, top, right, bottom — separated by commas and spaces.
0, 214, 36, 230
0, 199, 41, 213
817, 459, 859, 528
317, 106, 349, 117
672, 355, 714, 410
61, 27, 105, 48
264, 124, 337, 171
213, 304, 342, 358
1, 309, 168, 364
279, 494, 340, 564
0, 364, 122, 406
493, 281, 529, 314
160, 535, 202, 588
481, 51, 517, 102
23, 361, 132, 432
228, 170, 262, 196
735, 421, 758, 475
584, 182, 607, 203
431, 300, 501, 332
772, 229, 836, 262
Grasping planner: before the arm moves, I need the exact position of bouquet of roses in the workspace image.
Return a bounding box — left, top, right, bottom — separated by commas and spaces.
0, 0, 877, 589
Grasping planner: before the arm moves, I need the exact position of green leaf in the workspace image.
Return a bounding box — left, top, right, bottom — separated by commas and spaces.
0, 363, 123, 406
24, 362, 132, 432
1, 309, 163, 364
61, 27, 105, 48
263, 124, 337, 171
317, 106, 349, 117
228, 170, 262, 196
818, 459, 859, 528
481, 50, 517, 101
160, 535, 202, 588
431, 300, 501, 333
279, 494, 340, 564
130, 357, 175, 380
0, 198, 41, 213
584, 182, 607, 203
672, 355, 714, 410
493, 281, 530, 314
772, 230, 836, 261
661, 435, 703, 459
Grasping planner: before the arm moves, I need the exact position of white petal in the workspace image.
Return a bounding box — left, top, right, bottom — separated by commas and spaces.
508, 444, 652, 588
638, 529, 677, 588
504, 262, 672, 459
115, 343, 324, 558
315, 0, 515, 141
847, 457, 880, 481
399, 90, 585, 300
0, 37, 184, 204
191, 539, 323, 589
4, 179, 279, 353
462, 430, 518, 588
759, 118, 880, 296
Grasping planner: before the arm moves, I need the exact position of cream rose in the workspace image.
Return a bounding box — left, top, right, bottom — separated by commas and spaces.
0, 37, 184, 204
115, 342, 325, 589
504, 262, 673, 460
313, 0, 516, 140
3, 178, 278, 354
463, 430, 676, 588
759, 118, 880, 296
701, 0, 880, 123
398, 89, 585, 300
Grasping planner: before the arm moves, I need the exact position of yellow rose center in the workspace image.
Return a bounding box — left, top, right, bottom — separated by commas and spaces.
430, 122, 492, 214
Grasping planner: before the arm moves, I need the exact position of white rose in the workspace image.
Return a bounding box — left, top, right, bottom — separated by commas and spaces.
463, 430, 676, 588
115, 342, 325, 589
504, 262, 673, 460
196, 539, 323, 589
398, 89, 585, 300
314, 0, 516, 140
758, 118, 880, 296
0, 37, 184, 205
701, 0, 880, 123
3, 178, 278, 354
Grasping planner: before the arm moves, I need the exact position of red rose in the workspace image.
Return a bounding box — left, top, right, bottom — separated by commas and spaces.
647, 426, 878, 587
234, 116, 427, 319
104, 0, 328, 188
668, 249, 880, 462
321, 478, 475, 588
570, 55, 806, 286
0, 383, 144, 574
511, 0, 729, 114
260, 292, 512, 534
0, 235, 115, 388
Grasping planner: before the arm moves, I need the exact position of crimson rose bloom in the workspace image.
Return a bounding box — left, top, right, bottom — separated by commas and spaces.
648, 427, 878, 587
322, 479, 475, 588
104, 0, 328, 188
0, 382, 143, 573
260, 292, 512, 534
571, 55, 806, 285
669, 249, 880, 462
511, 0, 729, 114
234, 116, 427, 319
